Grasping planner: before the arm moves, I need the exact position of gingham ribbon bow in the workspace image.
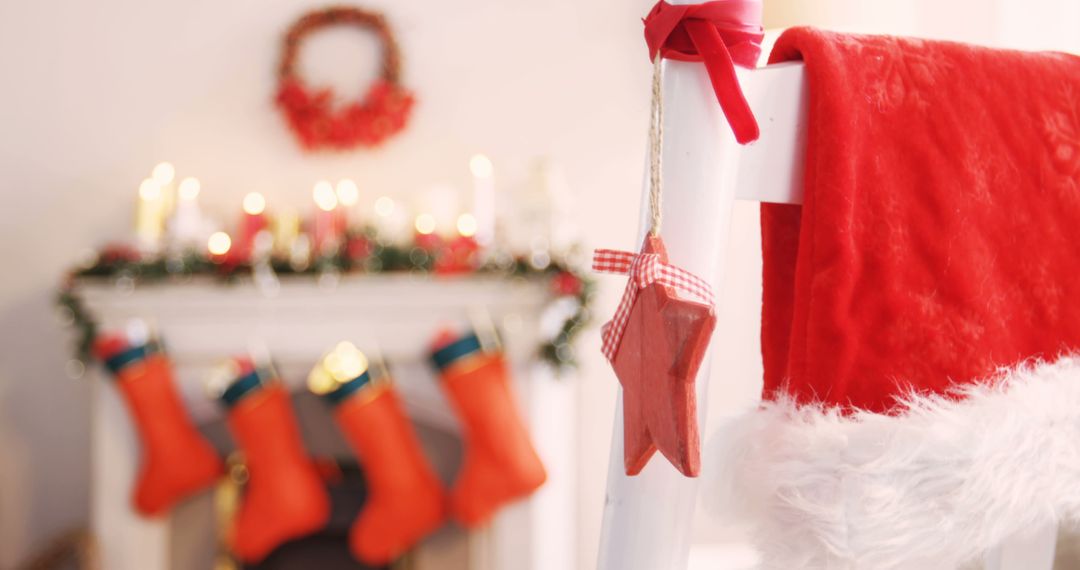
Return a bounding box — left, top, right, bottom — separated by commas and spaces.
593, 248, 715, 362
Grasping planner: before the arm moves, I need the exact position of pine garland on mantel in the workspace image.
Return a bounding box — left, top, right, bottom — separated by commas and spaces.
56, 241, 594, 372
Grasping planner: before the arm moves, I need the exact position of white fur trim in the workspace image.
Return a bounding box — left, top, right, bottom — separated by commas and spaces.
703, 356, 1080, 569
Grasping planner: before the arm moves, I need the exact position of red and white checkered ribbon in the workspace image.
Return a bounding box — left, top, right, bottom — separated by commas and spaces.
593, 248, 715, 362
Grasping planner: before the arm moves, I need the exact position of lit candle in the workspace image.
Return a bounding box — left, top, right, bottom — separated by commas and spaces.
336, 179, 359, 231
169, 177, 204, 248
373, 196, 408, 243
291, 234, 312, 270
151, 162, 177, 218
418, 184, 460, 238
537, 158, 578, 252
234, 192, 268, 262
135, 178, 165, 253
312, 180, 340, 256
436, 212, 480, 274
271, 209, 300, 259
414, 212, 442, 251
470, 154, 495, 250
374, 196, 394, 234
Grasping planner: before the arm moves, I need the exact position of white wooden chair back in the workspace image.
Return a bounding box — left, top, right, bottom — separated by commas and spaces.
596, 45, 1058, 570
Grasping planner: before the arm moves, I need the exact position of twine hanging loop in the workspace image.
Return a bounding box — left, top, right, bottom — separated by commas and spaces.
648, 55, 665, 237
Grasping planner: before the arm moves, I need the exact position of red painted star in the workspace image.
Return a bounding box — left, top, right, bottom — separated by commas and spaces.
610, 236, 716, 477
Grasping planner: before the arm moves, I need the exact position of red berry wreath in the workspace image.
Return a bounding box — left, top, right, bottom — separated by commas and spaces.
275, 6, 415, 151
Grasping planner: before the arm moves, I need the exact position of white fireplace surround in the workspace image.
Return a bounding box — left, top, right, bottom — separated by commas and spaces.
76, 274, 578, 570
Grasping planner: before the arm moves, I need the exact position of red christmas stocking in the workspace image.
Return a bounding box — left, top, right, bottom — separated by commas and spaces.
429, 331, 546, 526
221, 360, 330, 563
314, 351, 446, 564
93, 333, 223, 517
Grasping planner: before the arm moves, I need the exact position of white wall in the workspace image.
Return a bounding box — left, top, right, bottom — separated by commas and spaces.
1, 0, 1077, 568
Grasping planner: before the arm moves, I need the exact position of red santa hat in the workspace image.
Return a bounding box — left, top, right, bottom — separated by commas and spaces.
706, 27, 1080, 569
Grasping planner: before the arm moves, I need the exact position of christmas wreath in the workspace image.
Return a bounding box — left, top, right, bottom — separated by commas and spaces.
275, 6, 415, 151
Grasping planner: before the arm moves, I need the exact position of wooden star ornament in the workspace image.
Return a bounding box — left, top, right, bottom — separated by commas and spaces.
594, 235, 717, 477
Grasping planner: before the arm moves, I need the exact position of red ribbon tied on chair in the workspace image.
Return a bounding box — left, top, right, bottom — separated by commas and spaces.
643, 0, 764, 144
593, 248, 715, 362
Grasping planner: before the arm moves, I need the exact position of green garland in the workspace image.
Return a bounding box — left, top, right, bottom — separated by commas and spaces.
57, 237, 594, 371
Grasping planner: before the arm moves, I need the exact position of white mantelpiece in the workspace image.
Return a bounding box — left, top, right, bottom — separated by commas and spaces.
76, 274, 578, 570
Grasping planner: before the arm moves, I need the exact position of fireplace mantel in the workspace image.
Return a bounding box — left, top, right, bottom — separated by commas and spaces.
76, 275, 578, 570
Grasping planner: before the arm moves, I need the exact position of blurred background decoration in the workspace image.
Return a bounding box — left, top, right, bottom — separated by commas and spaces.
47, 4, 593, 566
273, 6, 415, 151
57, 158, 594, 372
1, 0, 1079, 569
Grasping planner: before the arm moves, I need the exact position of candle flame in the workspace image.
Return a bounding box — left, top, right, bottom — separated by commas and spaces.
415, 213, 436, 235
208, 232, 232, 255
456, 213, 478, 237
151, 162, 175, 186
242, 192, 266, 215
336, 179, 359, 206
178, 177, 201, 201
313, 180, 338, 212
138, 178, 162, 201
469, 154, 494, 179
